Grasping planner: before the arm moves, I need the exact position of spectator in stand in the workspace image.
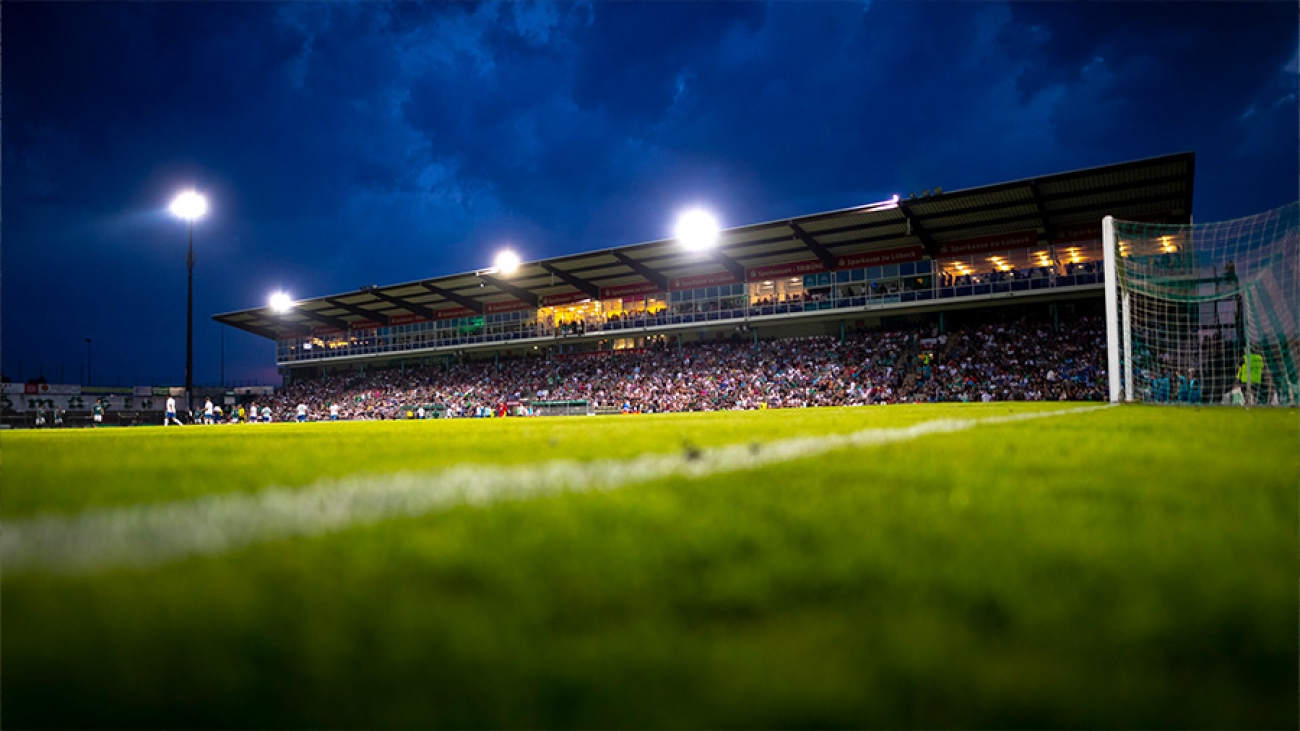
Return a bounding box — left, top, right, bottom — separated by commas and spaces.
263, 312, 1108, 420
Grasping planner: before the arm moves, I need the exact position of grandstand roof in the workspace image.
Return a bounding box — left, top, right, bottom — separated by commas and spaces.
214, 151, 1194, 340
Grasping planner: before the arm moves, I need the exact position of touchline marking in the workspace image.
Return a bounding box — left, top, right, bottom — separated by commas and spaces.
3, 405, 1111, 575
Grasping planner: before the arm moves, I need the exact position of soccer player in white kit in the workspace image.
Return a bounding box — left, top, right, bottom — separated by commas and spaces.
204, 398, 215, 425
165, 396, 182, 426
330, 403, 340, 420
297, 403, 308, 422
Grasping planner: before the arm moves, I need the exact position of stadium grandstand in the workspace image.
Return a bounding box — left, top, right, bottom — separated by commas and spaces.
208, 153, 1192, 412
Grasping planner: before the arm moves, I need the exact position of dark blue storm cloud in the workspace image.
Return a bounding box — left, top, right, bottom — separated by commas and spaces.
3, 1, 1295, 385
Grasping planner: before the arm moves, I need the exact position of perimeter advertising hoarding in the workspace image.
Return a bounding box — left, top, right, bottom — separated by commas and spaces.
6, 383, 82, 395
3, 390, 161, 413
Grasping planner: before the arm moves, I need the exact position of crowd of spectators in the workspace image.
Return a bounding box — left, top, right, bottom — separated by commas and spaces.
258, 313, 1108, 421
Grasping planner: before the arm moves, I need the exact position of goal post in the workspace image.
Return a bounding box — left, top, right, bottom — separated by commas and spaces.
1102, 201, 1299, 406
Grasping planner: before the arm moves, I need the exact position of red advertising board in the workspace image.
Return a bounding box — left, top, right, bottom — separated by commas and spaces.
389, 313, 429, 326
349, 320, 384, 331
834, 245, 925, 270
937, 230, 1038, 257
668, 271, 742, 290
1053, 221, 1102, 244
313, 326, 345, 337
540, 291, 591, 307
745, 259, 826, 281
600, 282, 662, 300
1054, 211, 1176, 245
485, 299, 532, 315
435, 306, 478, 321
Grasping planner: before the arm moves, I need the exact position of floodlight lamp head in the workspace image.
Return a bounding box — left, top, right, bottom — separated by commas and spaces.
675, 209, 720, 252
494, 249, 521, 277
269, 292, 293, 313
170, 191, 208, 221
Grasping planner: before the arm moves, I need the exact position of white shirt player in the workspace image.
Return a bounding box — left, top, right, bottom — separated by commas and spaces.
167, 396, 176, 414
330, 403, 340, 419
297, 403, 308, 422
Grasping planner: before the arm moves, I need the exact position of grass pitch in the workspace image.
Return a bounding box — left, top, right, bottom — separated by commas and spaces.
3, 403, 1297, 728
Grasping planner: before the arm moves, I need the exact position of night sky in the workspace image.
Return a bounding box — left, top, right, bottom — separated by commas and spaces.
3, 1, 1296, 387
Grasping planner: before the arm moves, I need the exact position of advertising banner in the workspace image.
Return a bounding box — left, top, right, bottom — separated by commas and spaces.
541, 291, 592, 307
745, 259, 826, 282
486, 300, 532, 315
668, 271, 742, 290
1053, 212, 1176, 245
1052, 221, 1102, 244
349, 320, 384, 331
389, 313, 430, 326
834, 245, 925, 270
600, 282, 662, 300
435, 307, 478, 321
82, 385, 134, 395
937, 230, 1038, 257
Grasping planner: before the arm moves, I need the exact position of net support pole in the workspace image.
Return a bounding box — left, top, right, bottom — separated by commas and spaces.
1121, 292, 1133, 402
1102, 215, 1123, 402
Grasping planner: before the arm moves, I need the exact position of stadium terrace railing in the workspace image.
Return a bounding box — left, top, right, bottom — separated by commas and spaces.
276, 256, 1104, 366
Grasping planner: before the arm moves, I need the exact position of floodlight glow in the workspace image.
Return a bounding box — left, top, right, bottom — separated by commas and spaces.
269, 292, 293, 313
170, 191, 208, 221
857, 195, 900, 213
495, 249, 521, 276
675, 209, 720, 251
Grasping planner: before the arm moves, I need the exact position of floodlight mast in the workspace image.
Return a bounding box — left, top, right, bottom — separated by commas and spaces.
170, 191, 207, 414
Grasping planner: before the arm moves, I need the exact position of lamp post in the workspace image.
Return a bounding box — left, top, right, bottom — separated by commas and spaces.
170, 191, 207, 413
85, 338, 92, 385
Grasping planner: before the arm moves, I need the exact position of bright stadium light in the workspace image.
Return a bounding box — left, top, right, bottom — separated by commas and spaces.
495, 249, 521, 277
269, 292, 293, 313
169, 191, 208, 221
675, 209, 720, 251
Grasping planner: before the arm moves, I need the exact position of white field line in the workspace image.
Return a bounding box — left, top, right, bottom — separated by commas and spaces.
3, 405, 1111, 576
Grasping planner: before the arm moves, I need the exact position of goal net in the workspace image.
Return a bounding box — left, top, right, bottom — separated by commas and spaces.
1103, 201, 1300, 406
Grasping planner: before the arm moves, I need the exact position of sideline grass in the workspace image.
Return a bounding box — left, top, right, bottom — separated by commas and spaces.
3, 404, 1297, 728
